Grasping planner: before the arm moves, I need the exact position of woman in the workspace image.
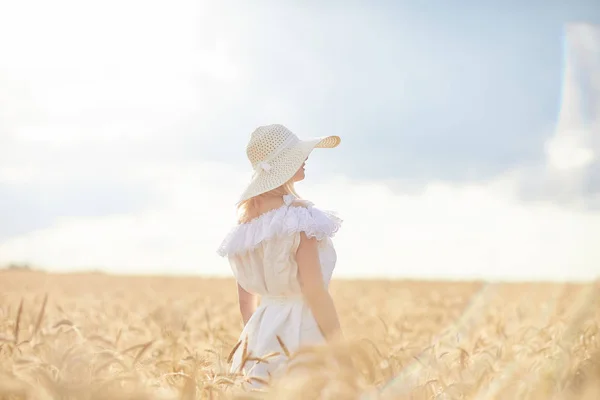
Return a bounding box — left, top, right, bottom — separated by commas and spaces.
217, 123, 344, 384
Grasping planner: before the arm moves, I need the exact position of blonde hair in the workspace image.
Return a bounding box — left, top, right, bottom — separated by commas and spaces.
237, 179, 300, 224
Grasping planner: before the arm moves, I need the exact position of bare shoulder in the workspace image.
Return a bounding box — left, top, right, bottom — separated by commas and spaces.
237, 196, 285, 224
260, 196, 286, 210
290, 198, 312, 208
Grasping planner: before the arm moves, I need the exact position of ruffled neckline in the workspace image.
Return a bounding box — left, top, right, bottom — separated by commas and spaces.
217, 196, 341, 257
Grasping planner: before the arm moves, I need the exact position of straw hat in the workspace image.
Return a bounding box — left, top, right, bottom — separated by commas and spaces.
237, 124, 341, 204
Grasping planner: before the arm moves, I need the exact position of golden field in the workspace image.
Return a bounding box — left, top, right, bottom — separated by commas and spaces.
0, 270, 599, 399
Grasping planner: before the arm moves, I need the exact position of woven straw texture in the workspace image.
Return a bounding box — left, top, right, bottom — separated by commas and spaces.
238, 124, 340, 203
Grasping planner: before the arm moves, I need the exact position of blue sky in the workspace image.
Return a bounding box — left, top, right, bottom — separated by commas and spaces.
0, 1, 599, 280
190, 0, 600, 182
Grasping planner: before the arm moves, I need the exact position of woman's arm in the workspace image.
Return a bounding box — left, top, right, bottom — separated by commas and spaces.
296, 232, 343, 342
237, 283, 257, 326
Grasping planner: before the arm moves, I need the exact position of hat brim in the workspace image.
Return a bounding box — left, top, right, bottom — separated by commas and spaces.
236, 135, 340, 204
314, 135, 341, 149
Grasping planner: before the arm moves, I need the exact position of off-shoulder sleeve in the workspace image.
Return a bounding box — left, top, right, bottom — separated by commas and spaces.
216, 203, 342, 258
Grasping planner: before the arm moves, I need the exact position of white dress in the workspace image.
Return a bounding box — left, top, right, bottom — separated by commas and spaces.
217, 194, 342, 382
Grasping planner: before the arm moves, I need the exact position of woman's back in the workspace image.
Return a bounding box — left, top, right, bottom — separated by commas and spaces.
218, 194, 341, 298
217, 194, 342, 383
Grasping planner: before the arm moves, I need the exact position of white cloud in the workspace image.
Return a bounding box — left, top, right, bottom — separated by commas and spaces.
546, 129, 594, 171
0, 163, 598, 281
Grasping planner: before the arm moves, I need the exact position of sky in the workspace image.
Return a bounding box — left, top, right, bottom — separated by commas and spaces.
0, 1, 599, 281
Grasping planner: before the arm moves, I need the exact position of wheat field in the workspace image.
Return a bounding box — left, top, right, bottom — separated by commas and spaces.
0, 270, 598, 399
